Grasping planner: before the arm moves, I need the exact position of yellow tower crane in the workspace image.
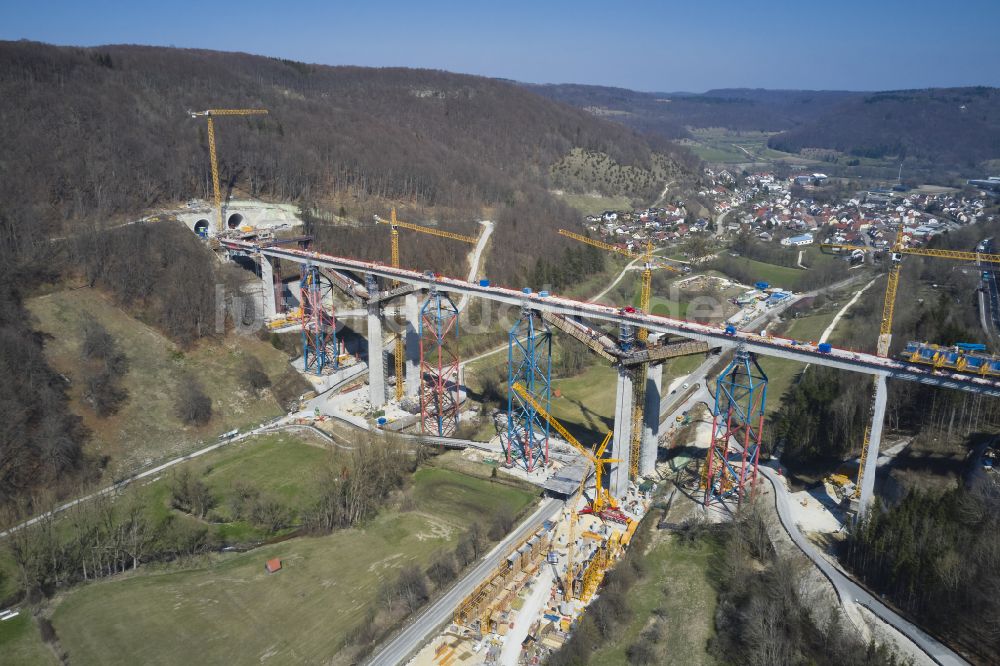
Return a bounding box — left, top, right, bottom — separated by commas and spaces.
189, 108, 269, 234
510, 381, 620, 514
557, 229, 682, 479
563, 476, 586, 602
376, 208, 480, 400
557, 229, 681, 341
824, 229, 1000, 500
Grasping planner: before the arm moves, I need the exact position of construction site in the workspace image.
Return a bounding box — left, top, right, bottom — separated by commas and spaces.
159, 110, 1000, 666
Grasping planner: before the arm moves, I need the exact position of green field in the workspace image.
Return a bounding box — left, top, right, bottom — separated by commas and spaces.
758, 302, 845, 414
48, 454, 537, 666
717, 257, 806, 290
0, 612, 58, 666
682, 128, 802, 165
550, 363, 618, 442
587, 531, 719, 665
27, 288, 303, 481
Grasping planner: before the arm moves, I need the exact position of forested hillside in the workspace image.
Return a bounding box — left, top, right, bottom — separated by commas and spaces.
526, 83, 858, 136
0, 41, 700, 507
0, 40, 697, 284
528, 83, 1000, 172
768, 87, 1000, 166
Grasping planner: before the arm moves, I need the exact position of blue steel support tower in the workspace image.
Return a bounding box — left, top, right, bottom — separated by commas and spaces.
703, 346, 768, 508
300, 265, 337, 375
506, 302, 552, 471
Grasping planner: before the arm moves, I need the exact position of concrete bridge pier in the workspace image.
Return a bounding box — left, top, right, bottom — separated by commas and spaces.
404, 293, 421, 399
366, 275, 387, 409
857, 373, 888, 516
640, 360, 664, 477
610, 365, 634, 499
258, 254, 278, 320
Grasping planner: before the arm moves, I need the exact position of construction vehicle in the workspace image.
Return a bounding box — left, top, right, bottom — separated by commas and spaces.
557, 229, 683, 480
510, 381, 625, 521
376, 208, 480, 400
189, 109, 268, 234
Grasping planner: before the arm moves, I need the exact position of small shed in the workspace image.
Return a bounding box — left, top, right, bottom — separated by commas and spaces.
265, 558, 282, 574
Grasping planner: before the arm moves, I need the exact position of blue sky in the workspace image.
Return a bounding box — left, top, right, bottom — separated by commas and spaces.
2, 0, 998, 91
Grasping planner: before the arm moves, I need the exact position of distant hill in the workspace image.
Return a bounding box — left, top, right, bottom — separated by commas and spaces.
0, 41, 697, 284
525, 83, 860, 136
526, 83, 1000, 172
767, 87, 1000, 167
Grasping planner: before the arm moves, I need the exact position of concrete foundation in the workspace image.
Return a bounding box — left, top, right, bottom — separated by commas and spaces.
405, 293, 420, 398
367, 307, 386, 409
610, 366, 633, 499
857, 373, 887, 516
258, 255, 278, 319
640, 361, 663, 476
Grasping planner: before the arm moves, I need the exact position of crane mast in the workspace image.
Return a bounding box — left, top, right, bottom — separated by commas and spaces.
557, 229, 681, 480
189, 109, 268, 234
376, 208, 480, 400
851, 229, 1000, 502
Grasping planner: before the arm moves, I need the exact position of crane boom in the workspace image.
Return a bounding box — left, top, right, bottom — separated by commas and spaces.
900, 247, 1000, 264
820, 243, 867, 253
377, 216, 479, 244
557, 229, 681, 273
510, 382, 619, 513
559, 229, 639, 260
189, 109, 268, 233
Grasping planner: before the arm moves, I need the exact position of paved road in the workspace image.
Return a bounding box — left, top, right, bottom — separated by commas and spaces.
979, 238, 1000, 337
0, 413, 293, 537
366, 497, 563, 666
714, 208, 732, 239
757, 464, 968, 666
457, 220, 493, 312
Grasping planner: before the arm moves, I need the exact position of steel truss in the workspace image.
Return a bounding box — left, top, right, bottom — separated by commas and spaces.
703, 347, 768, 508
505, 304, 552, 471
300, 265, 338, 375
419, 287, 461, 436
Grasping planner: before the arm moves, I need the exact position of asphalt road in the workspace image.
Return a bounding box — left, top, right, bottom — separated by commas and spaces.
366, 497, 564, 666
757, 464, 968, 666
979, 238, 1000, 336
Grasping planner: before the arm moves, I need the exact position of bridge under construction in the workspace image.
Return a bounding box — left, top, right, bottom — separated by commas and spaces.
220, 236, 1000, 516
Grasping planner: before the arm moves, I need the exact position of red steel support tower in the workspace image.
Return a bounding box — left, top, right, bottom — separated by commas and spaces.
419, 285, 461, 436
301, 265, 337, 375
703, 347, 768, 508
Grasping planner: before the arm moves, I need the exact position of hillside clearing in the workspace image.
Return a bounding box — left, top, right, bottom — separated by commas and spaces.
27, 288, 304, 482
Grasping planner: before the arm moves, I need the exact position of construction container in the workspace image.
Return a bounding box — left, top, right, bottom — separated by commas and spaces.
818, 343, 833, 353
479, 279, 491, 287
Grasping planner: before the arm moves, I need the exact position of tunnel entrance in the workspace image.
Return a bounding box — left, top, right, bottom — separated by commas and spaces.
194, 219, 210, 235
227, 213, 245, 229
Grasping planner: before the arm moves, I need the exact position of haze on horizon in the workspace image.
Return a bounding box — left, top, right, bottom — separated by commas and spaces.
2, 0, 999, 92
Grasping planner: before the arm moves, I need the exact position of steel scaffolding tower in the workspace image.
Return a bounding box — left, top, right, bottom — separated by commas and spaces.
419, 286, 461, 436
703, 347, 768, 508
300, 265, 337, 375
505, 304, 552, 471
